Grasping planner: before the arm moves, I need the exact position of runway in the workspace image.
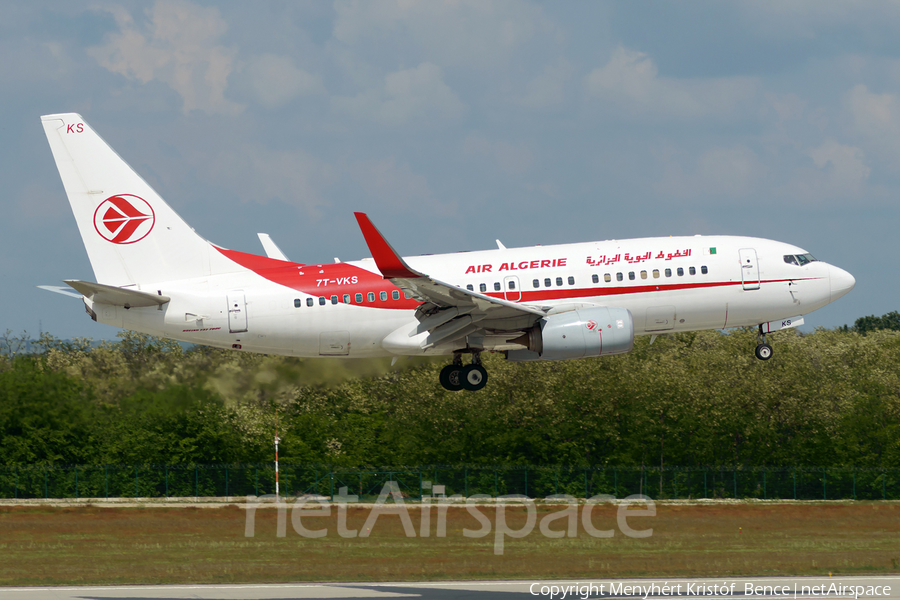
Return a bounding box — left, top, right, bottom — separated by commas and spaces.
0, 576, 897, 600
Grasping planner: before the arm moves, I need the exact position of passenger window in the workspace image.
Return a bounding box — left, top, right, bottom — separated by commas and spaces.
331, 295, 338, 304
343, 294, 350, 303
380, 291, 387, 301
677, 267, 684, 276
628, 272, 635, 281
556, 277, 563, 286
466, 284, 473, 291
689, 267, 696, 276
319, 296, 326, 305
617, 273, 623, 282
508, 280, 516, 290
368, 292, 375, 302
665, 269, 672, 277
306, 297, 314, 307
604, 273, 611, 283
544, 278, 552, 287
533, 279, 540, 288
294, 298, 302, 308
568, 276, 575, 285
640, 271, 647, 280
494, 282, 501, 291
701, 266, 708, 275
355, 293, 363, 303
653, 269, 660, 279
392, 290, 400, 300
479, 283, 486, 293
592, 274, 599, 284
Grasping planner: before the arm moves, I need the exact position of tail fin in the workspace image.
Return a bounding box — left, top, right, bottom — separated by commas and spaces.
41, 113, 214, 286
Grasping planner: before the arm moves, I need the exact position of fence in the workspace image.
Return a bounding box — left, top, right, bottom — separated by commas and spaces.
0, 465, 897, 501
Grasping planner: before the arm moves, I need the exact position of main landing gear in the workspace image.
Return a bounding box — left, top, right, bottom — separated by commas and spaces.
755, 325, 773, 360
439, 352, 488, 392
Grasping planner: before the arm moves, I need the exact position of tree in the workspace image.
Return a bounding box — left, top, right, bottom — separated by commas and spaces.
852, 311, 900, 334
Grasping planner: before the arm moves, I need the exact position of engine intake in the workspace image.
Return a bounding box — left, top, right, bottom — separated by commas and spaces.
507, 306, 634, 362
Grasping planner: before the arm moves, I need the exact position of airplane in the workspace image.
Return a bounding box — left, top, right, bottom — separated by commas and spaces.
39, 113, 856, 392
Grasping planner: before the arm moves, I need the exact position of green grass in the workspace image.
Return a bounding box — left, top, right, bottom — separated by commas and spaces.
0, 502, 898, 585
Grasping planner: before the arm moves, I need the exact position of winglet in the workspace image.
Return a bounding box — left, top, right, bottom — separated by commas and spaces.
354, 212, 421, 279
257, 233, 289, 261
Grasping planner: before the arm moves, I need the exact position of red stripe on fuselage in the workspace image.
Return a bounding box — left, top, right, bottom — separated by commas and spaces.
480, 277, 821, 303
214, 247, 419, 309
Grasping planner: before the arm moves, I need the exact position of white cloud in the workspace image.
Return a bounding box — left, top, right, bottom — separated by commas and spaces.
463, 134, 534, 176
518, 59, 573, 109
332, 62, 464, 126
237, 54, 325, 109
736, 1, 900, 39
771, 140, 870, 205
206, 143, 335, 217
655, 145, 765, 199
332, 0, 548, 69
806, 140, 870, 197
88, 0, 242, 115
347, 157, 455, 216
584, 46, 758, 119
846, 84, 898, 134
841, 84, 900, 170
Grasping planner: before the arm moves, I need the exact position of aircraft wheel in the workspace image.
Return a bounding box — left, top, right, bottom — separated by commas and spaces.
755, 344, 773, 360
440, 364, 464, 391
461, 364, 488, 391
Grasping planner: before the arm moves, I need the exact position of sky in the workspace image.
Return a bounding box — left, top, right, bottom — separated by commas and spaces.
2, 0, 898, 341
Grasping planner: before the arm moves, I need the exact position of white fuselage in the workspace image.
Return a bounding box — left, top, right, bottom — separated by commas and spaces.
88, 234, 854, 358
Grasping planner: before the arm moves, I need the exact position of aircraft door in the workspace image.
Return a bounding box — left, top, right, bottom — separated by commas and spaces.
645, 306, 676, 331
227, 291, 248, 333
503, 276, 521, 302
319, 331, 350, 355
786, 279, 801, 305
739, 249, 760, 291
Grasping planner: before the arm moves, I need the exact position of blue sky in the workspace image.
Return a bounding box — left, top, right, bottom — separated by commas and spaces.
3, 1, 897, 340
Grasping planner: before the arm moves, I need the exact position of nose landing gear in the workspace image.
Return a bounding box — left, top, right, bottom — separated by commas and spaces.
439, 352, 488, 391
755, 326, 773, 360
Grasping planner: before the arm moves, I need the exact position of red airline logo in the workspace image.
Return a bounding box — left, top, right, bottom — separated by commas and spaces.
93, 195, 155, 244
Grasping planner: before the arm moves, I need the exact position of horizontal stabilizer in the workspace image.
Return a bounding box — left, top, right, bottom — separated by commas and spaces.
37, 285, 83, 299
63, 279, 170, 308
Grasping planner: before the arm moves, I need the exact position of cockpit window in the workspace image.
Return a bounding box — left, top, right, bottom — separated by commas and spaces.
784, 253, 817, 266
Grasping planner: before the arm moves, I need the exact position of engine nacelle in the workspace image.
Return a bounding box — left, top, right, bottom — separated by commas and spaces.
507, 307, 634, 362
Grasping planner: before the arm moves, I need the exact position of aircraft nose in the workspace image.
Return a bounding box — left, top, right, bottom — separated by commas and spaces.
830, 265, 856, 301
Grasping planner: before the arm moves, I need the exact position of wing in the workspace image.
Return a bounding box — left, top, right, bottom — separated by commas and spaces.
354, 212, 545, 349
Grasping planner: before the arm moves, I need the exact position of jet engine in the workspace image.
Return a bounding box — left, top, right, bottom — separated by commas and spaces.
507, 307, 634, 362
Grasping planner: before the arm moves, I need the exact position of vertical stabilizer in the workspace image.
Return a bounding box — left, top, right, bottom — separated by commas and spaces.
41, 113, 213, 286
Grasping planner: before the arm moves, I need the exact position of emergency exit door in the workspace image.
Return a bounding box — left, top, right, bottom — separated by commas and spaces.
227, 291, 248, 333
